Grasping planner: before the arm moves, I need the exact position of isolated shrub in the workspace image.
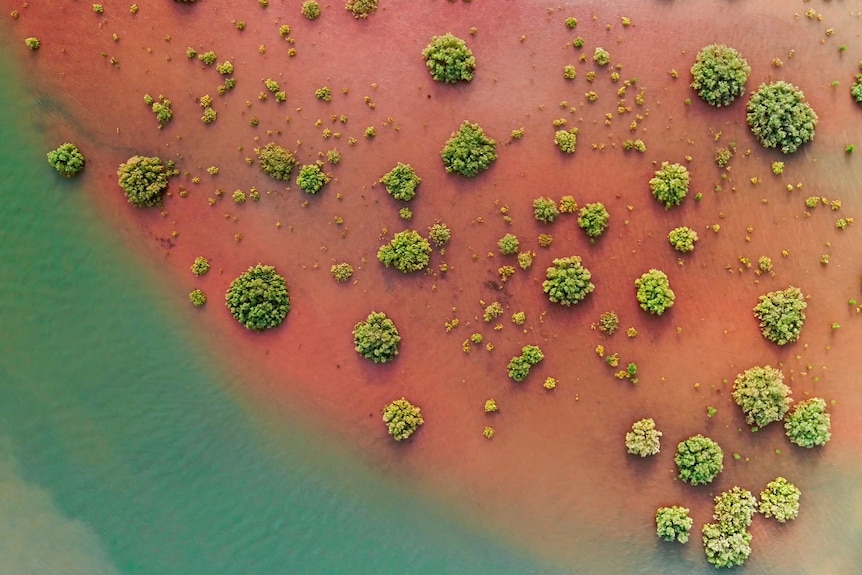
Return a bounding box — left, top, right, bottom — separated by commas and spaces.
440, 121, 497, 177
635, 269, 675, 315
190, 256, 210, 276
674, 434, 724, 485
753, 285, 806, 345
301, 0, 321, 19
593, 47, 610, 66
732, 365, 792, 429
427, 222, 451, 247
47, 143, 85, 177
382, 397, 423, 441
330, 262, 354, 283
746, 81, 818, 154
597, 311, 619, 335
759, 477, 801, 522
256, 142, 296, 181
713, 487, 758, 533
422, 33, 475, 83
189, 289, 206, 307
702, 523, 752, 568
542, 256, 595, 307
507, 345, 544, 382
667, 226, 698, 253
533, 196, 560, 223
784, 397, 831, 448
852, 74, 862, 105
380, 162, 421, 201
625, 418, 662, 457
225, 264, 290, 330
656, 506, 693, 544
690, 44, 751, 107
345, 0, 377, 19
117, 155, 169, 207
554, 128, 579, 153
354, 311, 401, 363
377, 230, 431, 273
296, 162, 330, 194
25, 37, 40, 50
497, 233, 520, 255
144, 94, 172, 128
649, 162, 689, 209
578, 202, 610, 240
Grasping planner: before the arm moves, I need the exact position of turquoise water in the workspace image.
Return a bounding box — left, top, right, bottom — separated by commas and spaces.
0, 51, 558, 575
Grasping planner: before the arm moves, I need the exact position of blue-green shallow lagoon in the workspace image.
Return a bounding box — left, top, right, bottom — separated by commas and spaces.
0, 51, 561, 575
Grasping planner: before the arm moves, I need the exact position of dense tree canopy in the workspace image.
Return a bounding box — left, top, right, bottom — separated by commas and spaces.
656, 506, 693, 544
746, 81, 818, 154
753, 286, 807, 345
440, 121, 497, 177
577, 202, 610, 240
712, 487, 758, 533
649, 162, 689, 209
732, 365, 793, 429
702, 523, 752, 568
635, 269, 675, 315
377, 229, 431, 273
674, 435, 724, 485
625, 418, 662, 457
690, 44, 751, 107
353, 311, 401, 363
380, 162, 421, 201
667, 226, 698, 253
47, 142, 85, 178
255, 142, 296, 181
784, 397, 831, 448
542, 256, 595, 307
422, 33, 476, 83
117, 155, 170, 207
382, 397, 423, 440
225, 264, 290, 330
759, 477, 801, 523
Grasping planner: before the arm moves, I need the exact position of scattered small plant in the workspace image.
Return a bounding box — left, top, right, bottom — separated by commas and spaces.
189, 289, 206, 307
144, 94, 172, 128
484, 399, 498, 413
301, 0, 321, 20
25, 37, 40, 50
597, 311, 619, 336
330, 262, 354, 283
427, 221, 451, 248
593, 47, 611, 66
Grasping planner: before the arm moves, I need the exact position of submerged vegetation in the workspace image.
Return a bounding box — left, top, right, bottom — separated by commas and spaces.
225, 264, 290, 330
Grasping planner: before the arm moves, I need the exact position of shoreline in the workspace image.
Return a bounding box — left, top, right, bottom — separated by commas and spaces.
4, 0, 862, 570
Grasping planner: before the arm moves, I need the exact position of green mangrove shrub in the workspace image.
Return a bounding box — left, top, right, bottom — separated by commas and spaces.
189, 289, 206, 307
690, 44, 751, 107
732, 365, 792, 429
753, 286, 807, 345
255, 142, 296, 181
852, 73, 862, 105
117, 155, 170, 207
578, 202, 610, 240
674, 434, 724, 485
542, 256, 595, 307
25, 37, 40, 50
593, 47, 611, 66
506, 345, 544, 382
144, 94, 172, 128
296, 162, 330, 194
625, 418, 662, 457
377, 230, 431, 273
380, 162, 421, 201
784, 397, 831, 448
225, 264, 290, 330
597, 311, 619, 335
47, 143, 85, 177
331, 262, 354, 283
301, 0, 321, 19
746, 81, 818, 154
345, 0, 377, 19
759, 477, 801, 522
190, 256, 210, 276
533, 196, 560, 223
649, 162, 689, 209
713, 487, 758, 533
701, 522, 752, 568
635, 269, 675, 315
497, 233, 520, 255
656, 506, 693, 544
667, 226, 698, 253
382, 397, 423, 441
554, 128, 579, 153
440, 121, 497, 177
422, 33, 475, 83
427, 221, 451, 248
354, 311, 401, 363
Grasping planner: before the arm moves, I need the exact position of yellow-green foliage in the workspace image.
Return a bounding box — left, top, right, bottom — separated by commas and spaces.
746, 81, 818, 154
377, 230, 431, 273
345, 0, 377, 19
382, 397, 423, 440
784, 397, 831, 448
732, 365, 792, 429
117, 155, 170, 207
650, 162, 689, 209
380, 163, 421, 201
190, 256, 210, 276
440, 121, 497, 177
354, 311, 401, 363
422, 33, 476, 83
635, 269, 675, 315
331, 262, 354, 283
255, 142, 296, 181
625, 418, 662, 457
753, 286, 806, 345
656, 506, 692, 544
296, 162, 331, 194
674, 434, 724, 485
47, 143, 85, 177
542, 256, 595, 307
758, 477, 801, 522
577, 202, 610, 239
690, 44, 751, 107
554, 128, 579, 153
667, 226, 698, 253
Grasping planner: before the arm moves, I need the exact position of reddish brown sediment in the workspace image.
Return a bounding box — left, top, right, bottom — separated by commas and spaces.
4, 0, 862, 569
